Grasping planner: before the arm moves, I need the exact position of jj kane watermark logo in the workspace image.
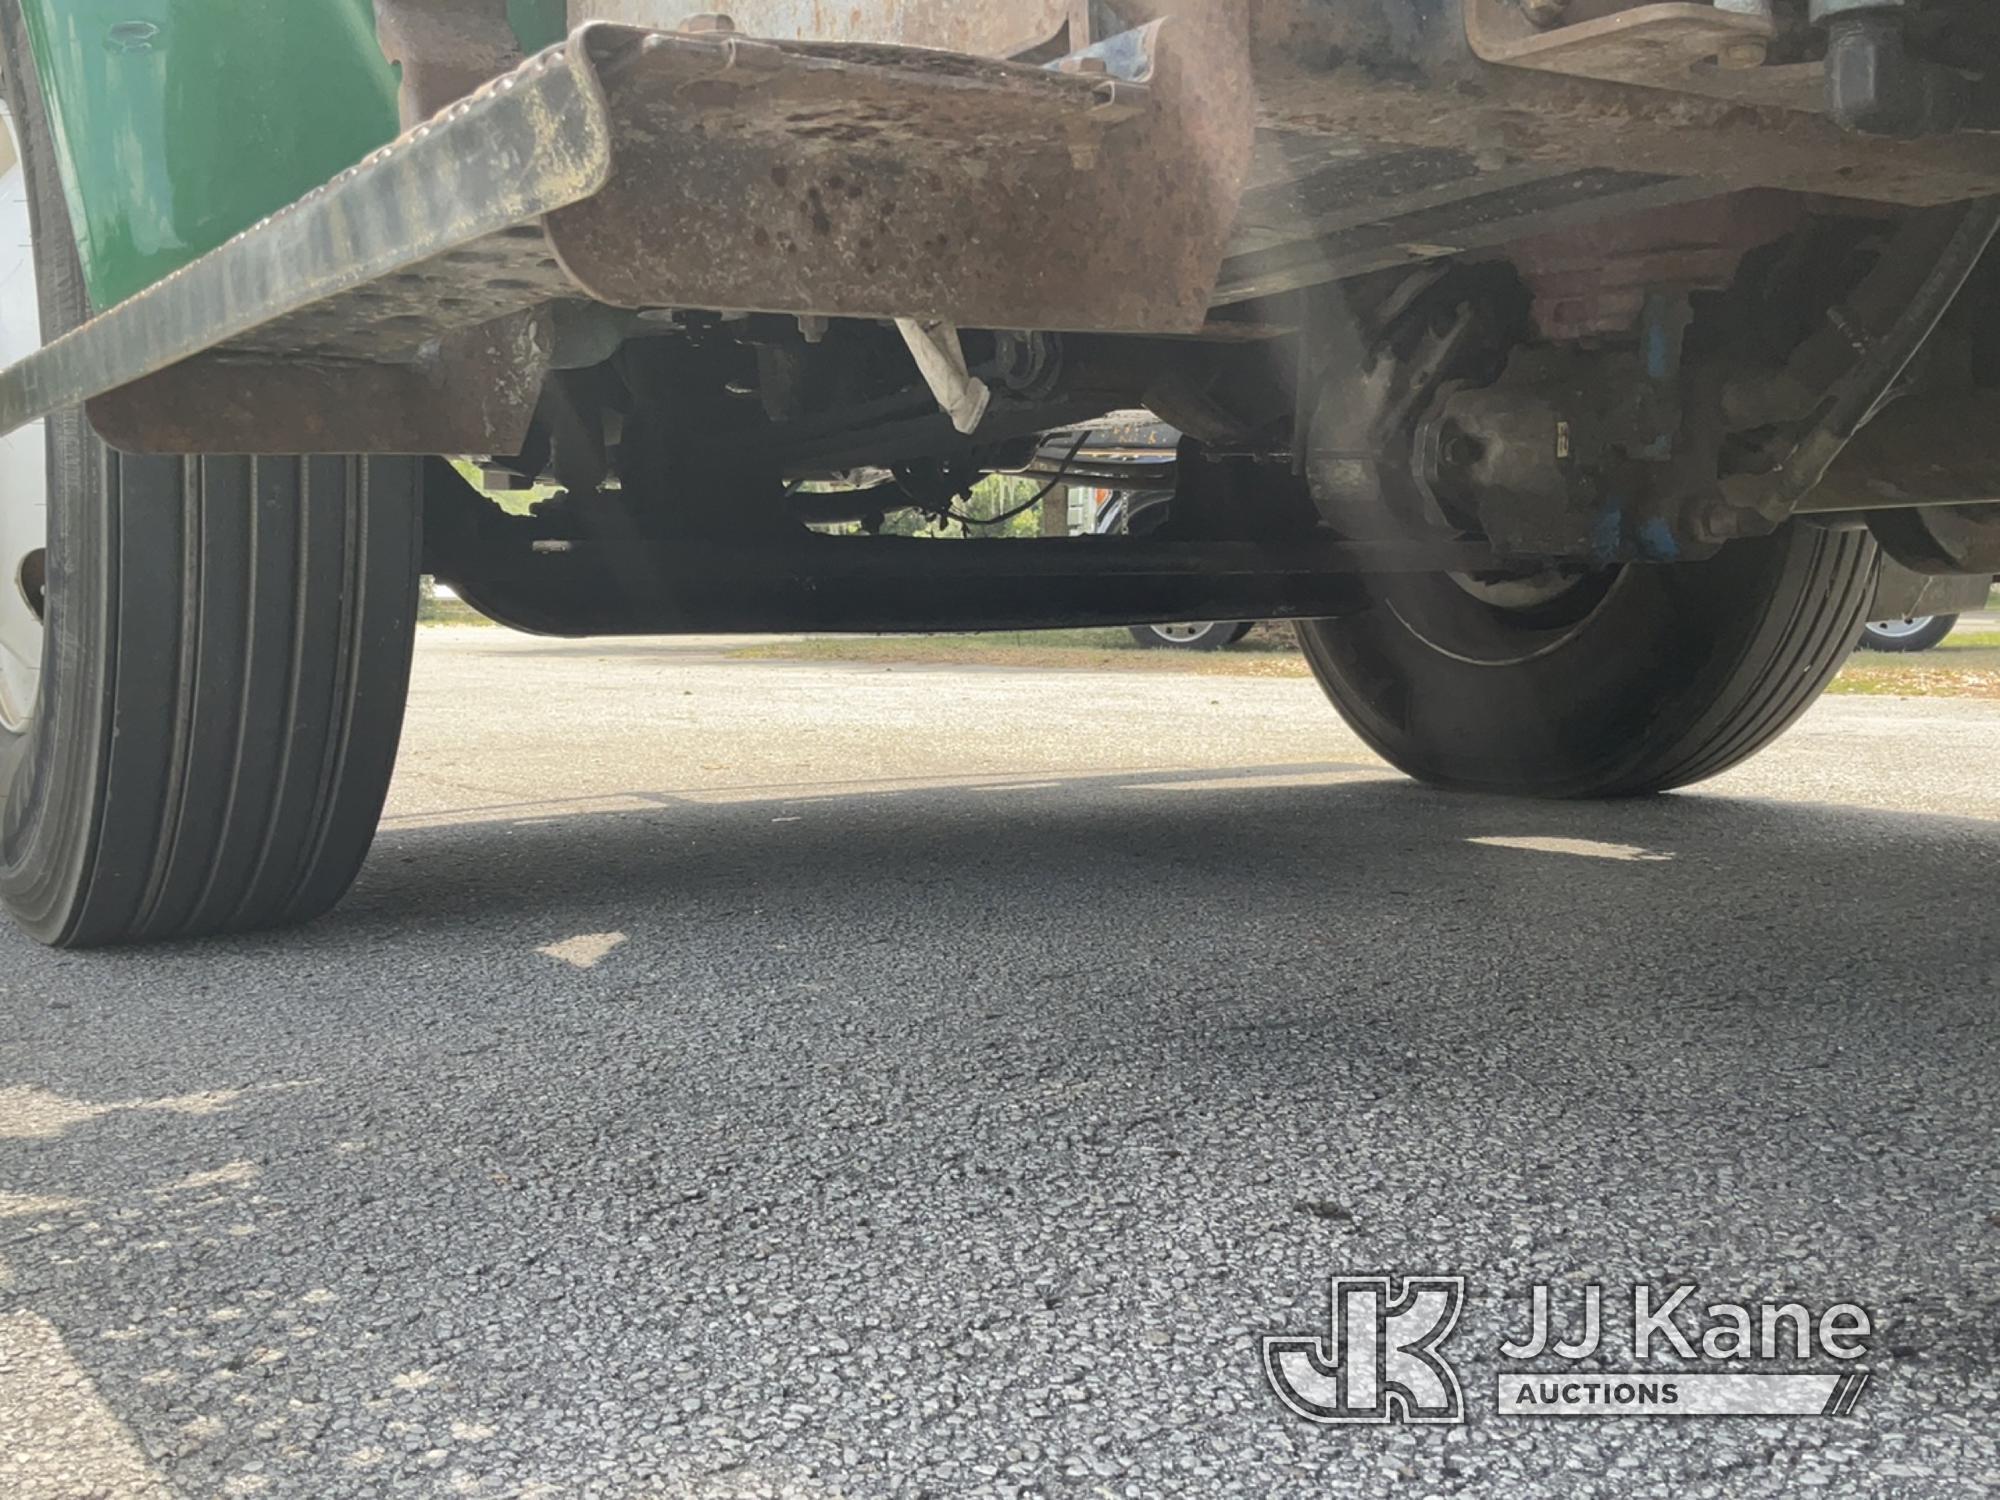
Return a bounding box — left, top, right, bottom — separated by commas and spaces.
1264, 1277, 1873, 1424
1262, 1276, 1467, 1425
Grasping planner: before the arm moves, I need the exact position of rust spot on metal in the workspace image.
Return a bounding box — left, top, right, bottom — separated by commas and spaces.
577, 1, 1074, 61
1507, 190, 1805, 340
374, 0, 524, 128
547, 9, 1253, 332
805, 187, 833, 236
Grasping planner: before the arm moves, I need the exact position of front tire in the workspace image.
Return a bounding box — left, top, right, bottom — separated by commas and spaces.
0, 15, 421, 947
1297, 524, 1877, 799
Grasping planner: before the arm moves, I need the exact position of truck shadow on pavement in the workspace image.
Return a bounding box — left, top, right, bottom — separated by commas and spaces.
1, 768, 1996, 1496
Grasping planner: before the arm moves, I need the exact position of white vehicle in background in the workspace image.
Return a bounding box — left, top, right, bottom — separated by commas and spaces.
1128, 619, 1256, 650
1089, 487, 1252, 650
1860, 561, 1991, 652
1860, 614, 1960, 652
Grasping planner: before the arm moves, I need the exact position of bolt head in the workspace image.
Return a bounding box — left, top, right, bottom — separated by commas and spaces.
1718, 38, 1770, 70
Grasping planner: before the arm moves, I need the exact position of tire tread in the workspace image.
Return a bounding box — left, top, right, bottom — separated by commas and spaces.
1298, 524, 1879, 800
1641, 527, 1873, 794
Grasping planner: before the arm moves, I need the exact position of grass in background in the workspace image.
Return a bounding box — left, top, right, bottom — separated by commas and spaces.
418, 590, 493, 626
1830, 630, 2000, 699
422, 538, 2000, 695
735, 622, 2000, 696
729, 629, 1312, 676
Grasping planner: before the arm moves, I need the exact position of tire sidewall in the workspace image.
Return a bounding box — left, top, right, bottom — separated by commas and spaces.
0, 9, 119, 939
1297, 525, 1876, 797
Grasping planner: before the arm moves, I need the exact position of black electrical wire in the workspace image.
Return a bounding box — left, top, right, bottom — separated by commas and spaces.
944, 430, 1093, 527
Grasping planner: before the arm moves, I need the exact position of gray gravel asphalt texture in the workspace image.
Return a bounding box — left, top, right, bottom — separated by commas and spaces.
2, 629, 1997, 1499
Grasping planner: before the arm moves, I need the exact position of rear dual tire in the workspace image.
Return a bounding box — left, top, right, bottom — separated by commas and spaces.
0, 15, 420, 947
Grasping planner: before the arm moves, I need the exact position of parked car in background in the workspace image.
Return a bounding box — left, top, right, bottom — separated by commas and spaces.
1089, 486, 1252, 649
1128, 619, 1256, 650
1861, 561, 1992, 652
1860, 614, 1960, 652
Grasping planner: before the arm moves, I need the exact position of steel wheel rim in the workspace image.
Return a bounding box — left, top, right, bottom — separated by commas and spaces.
0, 102, 46, 736
1151, 622, 1223, 643
1865, 616, 1935, 640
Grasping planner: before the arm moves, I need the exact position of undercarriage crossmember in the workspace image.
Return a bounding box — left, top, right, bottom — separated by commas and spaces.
420, 460, 1510, 635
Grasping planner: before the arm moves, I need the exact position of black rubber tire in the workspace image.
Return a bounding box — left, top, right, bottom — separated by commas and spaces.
0, 15, 421, 947
1858, 613, 1957, 653
1127, 621, 1246, 651
1296, 524, 1878, 799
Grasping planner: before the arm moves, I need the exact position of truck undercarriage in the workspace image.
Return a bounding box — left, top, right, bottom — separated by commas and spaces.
3, 0, 2000, 943
5, 0, 2000, 630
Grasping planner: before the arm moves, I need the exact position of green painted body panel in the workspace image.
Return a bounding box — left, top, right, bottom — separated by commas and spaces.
19, 0, 568, 310
509, 0, 565, 52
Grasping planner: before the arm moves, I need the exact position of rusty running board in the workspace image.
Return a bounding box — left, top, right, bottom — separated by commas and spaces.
0, 18, 1251, 455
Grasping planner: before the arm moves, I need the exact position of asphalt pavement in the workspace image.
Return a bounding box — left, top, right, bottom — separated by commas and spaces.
3, 628, 1997, 1498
